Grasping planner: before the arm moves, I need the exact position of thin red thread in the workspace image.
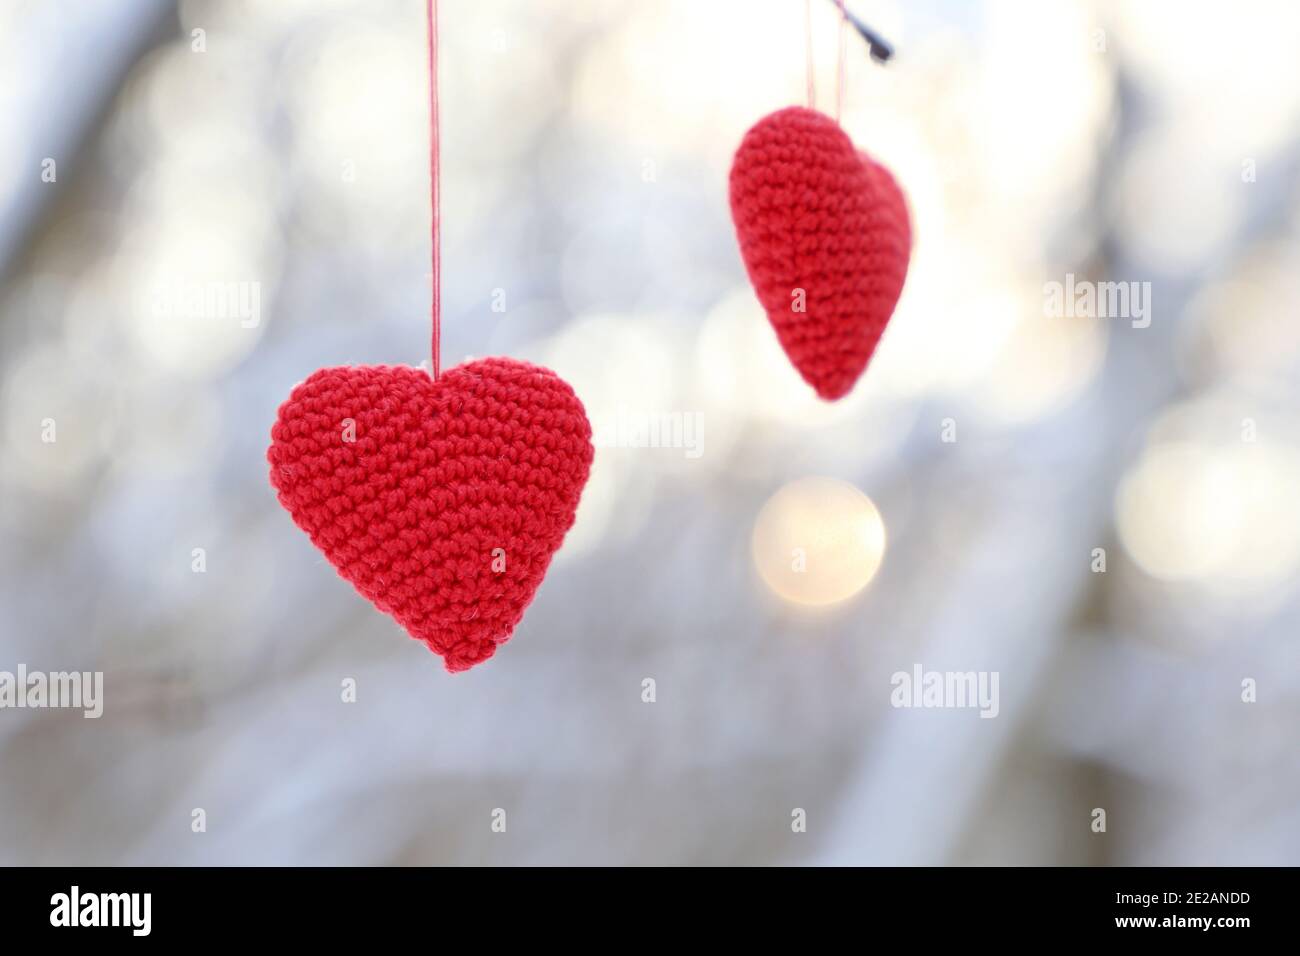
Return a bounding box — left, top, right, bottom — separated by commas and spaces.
426, 0, 441, 380
804, 0, 815, 109
835, 0, 847, 121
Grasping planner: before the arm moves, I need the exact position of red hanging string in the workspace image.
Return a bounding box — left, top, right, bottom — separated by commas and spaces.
809, 0, 850, 119
425, 0, 441, 380
805, 0, 815, 109
835, 0, 848, 121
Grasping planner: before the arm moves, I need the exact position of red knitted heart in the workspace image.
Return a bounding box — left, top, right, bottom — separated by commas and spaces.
729, 106, 911, 400
267, 358, 593, 673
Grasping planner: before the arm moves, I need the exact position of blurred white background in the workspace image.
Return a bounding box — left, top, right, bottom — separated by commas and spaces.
1, 0, 1298, 865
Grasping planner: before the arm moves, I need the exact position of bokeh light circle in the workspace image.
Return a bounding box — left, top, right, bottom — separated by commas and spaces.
752, 477, 887, 607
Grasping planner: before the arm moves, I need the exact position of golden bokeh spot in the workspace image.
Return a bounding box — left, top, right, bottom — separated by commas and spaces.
752, 477, 886, 607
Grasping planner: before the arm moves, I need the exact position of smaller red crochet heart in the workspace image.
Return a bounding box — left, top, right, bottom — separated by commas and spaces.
729, 106, 911, 400
267, 358, 593, 672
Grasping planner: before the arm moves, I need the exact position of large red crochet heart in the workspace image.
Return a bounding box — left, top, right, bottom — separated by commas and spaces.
729, 106, 911, 400
267, 358, 593, 673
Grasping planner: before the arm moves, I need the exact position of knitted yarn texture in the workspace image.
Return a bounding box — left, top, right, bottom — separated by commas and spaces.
268, 358, 594, 672
729, 106, 911, 400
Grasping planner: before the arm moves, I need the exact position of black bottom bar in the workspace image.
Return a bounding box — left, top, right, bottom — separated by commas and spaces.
0, 866, 1284, 940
